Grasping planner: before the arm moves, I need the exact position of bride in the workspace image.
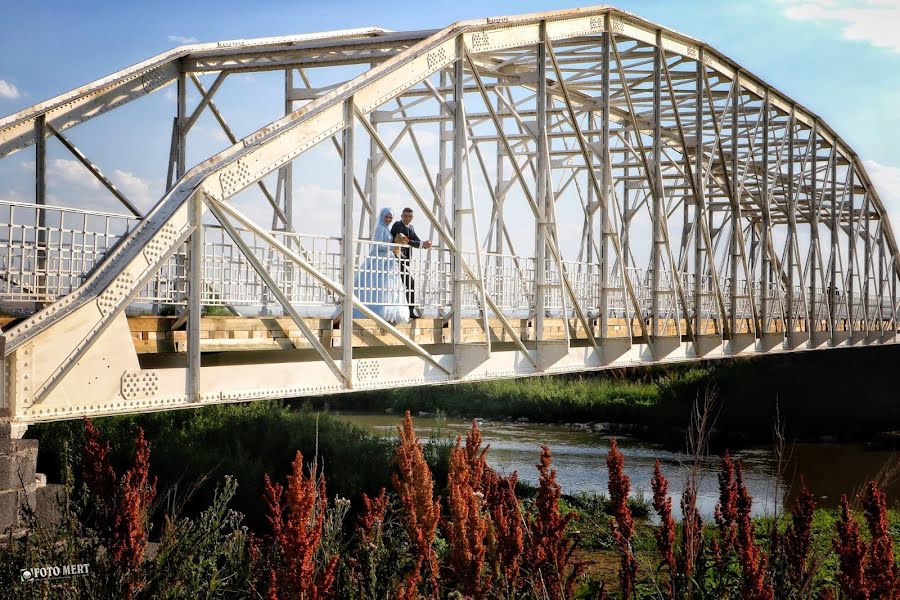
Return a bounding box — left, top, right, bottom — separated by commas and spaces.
353, 207, 410, 324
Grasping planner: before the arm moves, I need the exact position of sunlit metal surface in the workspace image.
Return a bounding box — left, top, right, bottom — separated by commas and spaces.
0, 6, 897, 425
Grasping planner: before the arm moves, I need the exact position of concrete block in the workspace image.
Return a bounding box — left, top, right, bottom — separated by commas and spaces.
0, 489, 19, 532
0, 488, 34, 533
0, 422, 12, 454
12, 438, 37, 453
35, 484, 65, 529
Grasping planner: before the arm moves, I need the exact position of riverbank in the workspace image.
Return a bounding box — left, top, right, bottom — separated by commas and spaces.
28, 402, 452, 530
325, 343, 900, 444
13, 409, 900, 598
328, 367, 709, 435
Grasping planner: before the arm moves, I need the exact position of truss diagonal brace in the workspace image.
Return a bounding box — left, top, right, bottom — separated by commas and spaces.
353, 103, 540, 368
46, 123, 142, 217
32, 220, 196, 405
206, 194, 451, 376
205, 199, 348, 385
463, 50, 616, 351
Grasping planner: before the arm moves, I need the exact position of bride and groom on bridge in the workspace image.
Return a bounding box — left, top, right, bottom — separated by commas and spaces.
354, 206, 433, 324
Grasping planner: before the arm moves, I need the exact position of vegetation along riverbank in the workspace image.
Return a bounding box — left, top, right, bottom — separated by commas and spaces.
8, 407, 900, 598
330, 343, 900, 443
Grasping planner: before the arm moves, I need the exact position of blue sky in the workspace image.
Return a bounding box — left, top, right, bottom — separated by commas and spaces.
0, 0, 898, 233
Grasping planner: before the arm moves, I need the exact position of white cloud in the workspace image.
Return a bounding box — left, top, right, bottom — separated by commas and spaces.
22, 159, 160, 209
779, 0, 900, 52
0, 80, 21, 100
52, 158, 102, 189
22, 158, 101, 189
168, 34, 198, 45
110, 169, 157, 207
863, 159, 900, 233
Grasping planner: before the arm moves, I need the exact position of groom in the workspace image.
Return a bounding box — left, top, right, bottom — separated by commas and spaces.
390, 207, 432, 319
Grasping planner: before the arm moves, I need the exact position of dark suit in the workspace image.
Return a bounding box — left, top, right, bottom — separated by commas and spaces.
390, 221, 423, 317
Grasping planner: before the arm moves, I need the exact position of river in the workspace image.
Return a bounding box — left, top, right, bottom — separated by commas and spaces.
336, 412, 900, 519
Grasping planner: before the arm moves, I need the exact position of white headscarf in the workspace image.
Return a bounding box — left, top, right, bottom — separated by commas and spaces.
375, 207, 394, 242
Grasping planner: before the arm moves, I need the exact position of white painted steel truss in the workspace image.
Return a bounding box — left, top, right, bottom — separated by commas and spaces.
0, 6, 897, 425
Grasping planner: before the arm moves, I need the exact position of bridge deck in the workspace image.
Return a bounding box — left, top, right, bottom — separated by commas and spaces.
1, 6, 898, 427
122, 315, 888, 355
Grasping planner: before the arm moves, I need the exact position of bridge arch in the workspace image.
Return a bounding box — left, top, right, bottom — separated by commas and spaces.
0, 6, 896, 425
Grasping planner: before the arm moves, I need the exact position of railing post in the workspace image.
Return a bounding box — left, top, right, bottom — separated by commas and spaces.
808, 122, 819, 343
829, 150, 838, 336
730, 73, 740, 339
176, 68, 189, 315
651, 31, 662, 338
34, 115, 47, 311
786, 110, 796, 338
848, 168, 856, 335
367, 63, 379, 240
534, 23, 548, 344
188, 191, 203, 402
341, 98, 355, 385
864, 189, 871, 335
452, 38, 465, 350
694, 50, 705, 338
600, 21, 611, 339
176, 69, 187, 179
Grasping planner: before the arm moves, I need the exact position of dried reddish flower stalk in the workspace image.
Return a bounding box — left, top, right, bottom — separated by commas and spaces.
714, 451, 739, 557
82, 421, 157, 599
784, 476, 816, 589
818, 588, 836, 600
834, 494, 868, 600
263, 451, 337, 600
678, 480, 703, 586
483, 467, 524, 587
607, 438, 637, 599
734, 463, 773, 600
358, 487, 389, 546
862, 480, 896, 598
445, 431, 492, 598
651, 460, 676, 597
81, 418, 118, 527
465, 418, 489, 490
527, 445, 583, 600
392, 412, 440, 599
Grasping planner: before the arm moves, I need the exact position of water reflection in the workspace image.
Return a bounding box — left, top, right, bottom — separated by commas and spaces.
338, 413, 900, 519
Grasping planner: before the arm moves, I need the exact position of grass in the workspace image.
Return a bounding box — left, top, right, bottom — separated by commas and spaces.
328, 367, 713, 428
28, 401, 452, 530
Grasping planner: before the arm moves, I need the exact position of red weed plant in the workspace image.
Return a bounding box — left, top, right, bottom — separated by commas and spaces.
393, 411, 441, 600
358, 487, 389, 546
349, 487, 390, 599
262, 451, 337, 600
445, 429, 492, 597
651, 460, 676, 597
783, 476, 816, 590
482, 467, 524, 589
464, 418, 489, 488
81, 418, 117, 528
677, 479, 704, 589
834, 494, 868, 600
607, 438, 637, 599
734, 463, 773, 600
527, 445, 583, 600
713, 451, 739, 563
861, 480, 897, 597
112, 428, 157, 598
81, 420, 157, 599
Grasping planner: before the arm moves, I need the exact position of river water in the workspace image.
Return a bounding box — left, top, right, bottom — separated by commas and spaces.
336, 412, 900, 519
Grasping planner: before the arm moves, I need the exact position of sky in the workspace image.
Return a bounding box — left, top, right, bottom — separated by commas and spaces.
0, 0, 898, 251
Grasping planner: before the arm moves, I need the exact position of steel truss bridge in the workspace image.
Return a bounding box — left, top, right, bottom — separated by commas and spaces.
0, 6, 897, 427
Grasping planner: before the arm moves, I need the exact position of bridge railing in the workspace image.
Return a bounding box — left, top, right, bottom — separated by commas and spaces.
0, 200, 895, 323
0, 200, 136, 302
